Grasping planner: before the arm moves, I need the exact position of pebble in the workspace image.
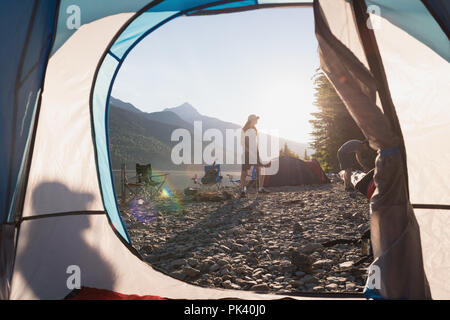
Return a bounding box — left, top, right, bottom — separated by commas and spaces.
250, 284, 270, 292
123, 182, 370, 295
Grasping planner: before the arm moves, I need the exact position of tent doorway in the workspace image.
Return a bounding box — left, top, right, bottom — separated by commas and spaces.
107, 6, 371, 296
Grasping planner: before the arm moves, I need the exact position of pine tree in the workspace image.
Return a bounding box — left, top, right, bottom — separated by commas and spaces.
310, 71, 376, 171
280, 142, 300, 159
304, 149, 310, 161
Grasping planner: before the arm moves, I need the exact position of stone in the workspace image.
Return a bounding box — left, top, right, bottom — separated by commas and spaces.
252, 270, 263, 278
312, 259, 333, 270
140, 245, 153, 254
295, 271, 306, 277
183, 266, 201, 279
239, 245, 249, 253
219, 245, 231, 253
187, 258, 198, 268
325, 283, 338, 290
170, 259, 185, 269
293, 280, 304, 288
313, 286, 324, 291
217, 259, 228, 266
220, 267, 230, 276
326, 276, 347, 283
293, 222, 303, 233
339, 261, 354, 270
300, 243, 323, 254
301, 275, 315, 283
209, 264, 220, 272
250, 284, 270, 292
222, 280, 233, 289
345, 282, 357, 291
288, 250, 313, 273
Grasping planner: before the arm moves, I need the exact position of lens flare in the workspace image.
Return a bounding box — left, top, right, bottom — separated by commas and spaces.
128, 172, 183, 223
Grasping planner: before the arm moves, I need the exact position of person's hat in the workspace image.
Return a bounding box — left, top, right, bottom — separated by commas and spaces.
248, 114, 260, 121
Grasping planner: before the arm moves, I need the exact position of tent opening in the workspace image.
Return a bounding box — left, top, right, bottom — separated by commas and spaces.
106, 6, 374, 296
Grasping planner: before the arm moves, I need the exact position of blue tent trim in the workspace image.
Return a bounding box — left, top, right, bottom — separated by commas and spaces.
0, 0, 59, 223
366, 0, 450, 61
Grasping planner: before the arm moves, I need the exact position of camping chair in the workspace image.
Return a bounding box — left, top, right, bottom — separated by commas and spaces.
227, 166, 258, 191
124, 163, 168, 200
199, 162, 223, 190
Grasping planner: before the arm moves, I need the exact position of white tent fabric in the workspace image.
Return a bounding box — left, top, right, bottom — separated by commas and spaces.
372, 13, 450, 207
13, 214, 309, 300
3, 0, 448, 300
370, 12, 450, 299
21, 14, 134, 218
415, 210, 450, 299
317, 0, 369, 70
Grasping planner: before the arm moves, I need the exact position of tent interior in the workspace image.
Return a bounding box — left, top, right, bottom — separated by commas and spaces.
0, 0, 449, 300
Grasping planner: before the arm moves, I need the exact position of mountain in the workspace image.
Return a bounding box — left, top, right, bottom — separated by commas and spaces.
145, 110, 193, 130
109, 105, 193, 170
109, 96, 142, 113
164, 102, 312, 158
165, 102, 240, 131
163, 103, 201, 123
108, 97, 313, 170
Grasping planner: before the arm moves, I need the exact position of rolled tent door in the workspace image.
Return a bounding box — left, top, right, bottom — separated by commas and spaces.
314, 0, 431, 299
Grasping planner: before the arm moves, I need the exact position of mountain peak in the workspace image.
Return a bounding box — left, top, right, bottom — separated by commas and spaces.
163, 102, 202, 121
164, 102, 199, 113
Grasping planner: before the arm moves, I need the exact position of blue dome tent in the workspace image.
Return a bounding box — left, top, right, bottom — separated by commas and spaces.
0, 0, 448, 300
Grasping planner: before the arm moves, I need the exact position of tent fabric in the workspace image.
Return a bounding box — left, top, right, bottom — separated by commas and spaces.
65, 287, 166, 300
1, 0, 448, 300
366, 0, 449, 62
0, 224, 16, 300
20, 14, 133, 236
262, 156, 327, 187
369, 4, 450, 206
305, 159, 330, 184
368, 1, 450, 298
315, 0, 431, 299
420, 0, 450, 39
0, 0, 58, 224
10, 214, 329, 300
415, 209, 450, 299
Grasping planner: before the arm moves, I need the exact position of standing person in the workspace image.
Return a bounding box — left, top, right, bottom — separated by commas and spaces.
337, 139, 370, 191
240, 114, 268, 198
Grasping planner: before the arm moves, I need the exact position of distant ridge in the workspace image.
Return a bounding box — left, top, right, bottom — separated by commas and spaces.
109, 97, 313, 169
109, 96, 142, 113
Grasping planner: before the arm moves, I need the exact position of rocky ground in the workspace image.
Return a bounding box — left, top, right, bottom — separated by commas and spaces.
120, 180, 372, 295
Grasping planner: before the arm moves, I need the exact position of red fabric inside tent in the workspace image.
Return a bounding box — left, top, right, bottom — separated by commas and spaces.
65, 287, 166, 300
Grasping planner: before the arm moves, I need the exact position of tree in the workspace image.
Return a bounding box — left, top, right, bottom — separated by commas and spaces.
310, 71, 376, 172
303, 149, 310, 161
280, 142, 300, 159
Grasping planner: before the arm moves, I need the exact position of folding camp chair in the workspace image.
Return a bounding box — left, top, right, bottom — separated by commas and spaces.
123, 163, 168, 200
199, 162, 223, 190
227, 166, 258, 192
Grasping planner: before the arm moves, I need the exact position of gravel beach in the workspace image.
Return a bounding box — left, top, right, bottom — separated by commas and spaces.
121, 180, 372, 295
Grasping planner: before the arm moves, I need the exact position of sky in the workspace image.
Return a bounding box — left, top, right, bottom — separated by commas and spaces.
112, 7, 319, 145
